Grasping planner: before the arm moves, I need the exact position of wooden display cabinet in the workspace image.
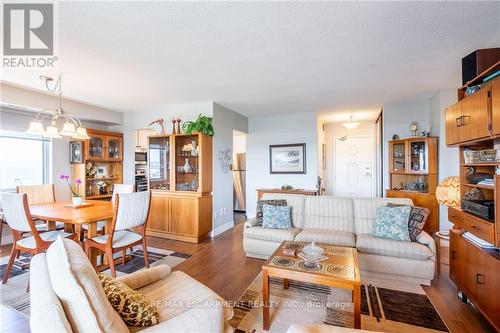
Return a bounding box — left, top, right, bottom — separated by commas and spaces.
71, 129, 123, 200
386, 137, 439, 233
147, 133, 213, 243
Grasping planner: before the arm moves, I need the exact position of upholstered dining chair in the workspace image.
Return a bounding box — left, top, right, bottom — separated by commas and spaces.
79, 184, 134, 240
16, 184, 65, 232
0, 193, 76, 285
84, 190, 151, 277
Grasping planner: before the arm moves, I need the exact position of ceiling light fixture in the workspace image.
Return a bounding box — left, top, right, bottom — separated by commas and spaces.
26, 75, 90, 139
342, 115, 360, 129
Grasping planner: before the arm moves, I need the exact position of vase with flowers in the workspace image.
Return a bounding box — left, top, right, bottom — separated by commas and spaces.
60, 175, 83, 205
96, 181, 107, 195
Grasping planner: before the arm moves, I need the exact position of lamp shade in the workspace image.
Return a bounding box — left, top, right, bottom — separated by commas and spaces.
59, 122, 78, 136
43, 126, 62, 138
73, 127, 91, 139
25, 121, 45, 135
436, 176, 461, 207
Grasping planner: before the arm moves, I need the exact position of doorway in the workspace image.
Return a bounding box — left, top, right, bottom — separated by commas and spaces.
333, 135, 375, 197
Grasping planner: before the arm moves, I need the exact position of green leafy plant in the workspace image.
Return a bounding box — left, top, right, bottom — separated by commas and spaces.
182, 114, 214, 136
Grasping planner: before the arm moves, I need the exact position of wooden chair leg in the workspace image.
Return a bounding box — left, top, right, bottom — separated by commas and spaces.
121, 250, 126, 266
142, 239, 150, 269
107, 248, 116, 277
79, 227, 85, 242
3, 248, 19, 284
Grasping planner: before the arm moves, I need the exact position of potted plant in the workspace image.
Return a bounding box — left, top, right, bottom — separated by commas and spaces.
182, 114, 214, 136
60, 175, 83, 205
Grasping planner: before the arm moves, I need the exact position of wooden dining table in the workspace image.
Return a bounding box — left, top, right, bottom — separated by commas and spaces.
29, 200, 115, 267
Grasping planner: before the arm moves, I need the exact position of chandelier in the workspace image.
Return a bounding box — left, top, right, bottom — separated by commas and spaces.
25, 75, 90, 139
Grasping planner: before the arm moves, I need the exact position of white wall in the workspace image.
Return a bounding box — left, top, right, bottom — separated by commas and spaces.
246, 112, 318, 217
382, 98, 431, 190
323, 121, 377, 196
212, 104, 248, 233
430, 89, 459, 230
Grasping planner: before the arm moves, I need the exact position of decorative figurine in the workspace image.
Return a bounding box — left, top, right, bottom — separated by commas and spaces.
171, 118, 177, 134
392, 134, 399, 140
176, 118, 181, 134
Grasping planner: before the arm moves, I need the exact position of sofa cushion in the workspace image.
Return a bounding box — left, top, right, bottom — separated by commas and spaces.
256, 199, 287, 226
262, 193, 305, 228
387, 203, 430, 242
46, 237, 128, 333
356, 234, 433, 260
244, 226, 301, 242
295, 229, 356, 247
262, 204, 292, 229
98, 273, 159, 327
353, 197, 413, 235
303, 196, 354, 232
372, 206, 411, 242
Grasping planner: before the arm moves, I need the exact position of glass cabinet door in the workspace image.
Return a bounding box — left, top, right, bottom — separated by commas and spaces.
409, 140, 427, 173
107, 136, 122, 160
391, 142, 406, 172
175, 135, 199, 191
149, 137, 170, 190
88, 135, 105, 159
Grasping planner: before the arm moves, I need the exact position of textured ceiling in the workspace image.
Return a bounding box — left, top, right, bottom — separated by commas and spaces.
2, 1, 500, 120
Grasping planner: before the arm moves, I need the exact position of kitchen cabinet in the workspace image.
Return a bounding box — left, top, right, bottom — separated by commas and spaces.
459, 83, 490, 142
134, 129, 156, 150
445, 102, 461, 146
492, 78, 500, 136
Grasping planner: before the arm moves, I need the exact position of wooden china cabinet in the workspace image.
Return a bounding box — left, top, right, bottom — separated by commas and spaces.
146, 133, 213, 243
444, 60, 500, 332
70, 129, 123, 200
386, 137, 439, 233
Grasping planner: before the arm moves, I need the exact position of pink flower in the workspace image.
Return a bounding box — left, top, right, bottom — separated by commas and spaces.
60, 174, 69, 180
75, 178, 82, 184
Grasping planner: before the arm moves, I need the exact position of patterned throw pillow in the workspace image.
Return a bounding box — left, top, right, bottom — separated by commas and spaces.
256, 199, 287, 226
262, 204, 292, 229
98, 274, 159, 327
372, 206, 411, 242
387, 203, 430, 241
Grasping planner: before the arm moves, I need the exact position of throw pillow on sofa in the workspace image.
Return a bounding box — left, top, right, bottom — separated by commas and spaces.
98, 273, 159, 327
387, 203, 430, 241
372, 205, 411, 242
262, 204, 292, 229
256, 199, 288, 226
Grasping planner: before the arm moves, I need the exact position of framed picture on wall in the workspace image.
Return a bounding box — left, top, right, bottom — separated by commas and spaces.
69, 141, 83, 164
269, 143, 306, 174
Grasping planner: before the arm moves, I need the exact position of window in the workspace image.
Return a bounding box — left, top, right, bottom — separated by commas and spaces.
0, 131, 50, 191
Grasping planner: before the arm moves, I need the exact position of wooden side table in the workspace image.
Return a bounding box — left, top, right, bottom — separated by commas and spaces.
433, 231, 450, 276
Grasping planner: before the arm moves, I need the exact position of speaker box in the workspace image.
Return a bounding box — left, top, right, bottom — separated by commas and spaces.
461, 48, 500, 86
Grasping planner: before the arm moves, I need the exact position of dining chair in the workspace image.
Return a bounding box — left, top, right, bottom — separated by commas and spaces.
84, 191, 151, 277
0, 193, 76, 285
16, 184, 65, 232
79, 184, 134, 241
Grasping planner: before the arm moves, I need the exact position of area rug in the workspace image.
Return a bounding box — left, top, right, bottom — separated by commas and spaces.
0, 246, 191, 317
228, 273, 449, 333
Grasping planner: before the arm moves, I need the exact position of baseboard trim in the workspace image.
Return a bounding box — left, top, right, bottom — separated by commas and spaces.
211, 221, 234, 238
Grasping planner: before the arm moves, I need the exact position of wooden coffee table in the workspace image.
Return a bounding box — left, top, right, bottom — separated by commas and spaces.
262, 241, 361, 330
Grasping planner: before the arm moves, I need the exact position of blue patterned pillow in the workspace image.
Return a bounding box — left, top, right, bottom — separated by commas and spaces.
372, 206, 411, 242
262, 204, 292, 229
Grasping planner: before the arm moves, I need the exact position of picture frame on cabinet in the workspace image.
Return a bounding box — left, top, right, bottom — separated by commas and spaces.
96, 166, 108, 178
69, 141, 83, 164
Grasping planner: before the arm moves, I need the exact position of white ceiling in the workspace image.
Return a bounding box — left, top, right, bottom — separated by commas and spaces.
2, 1, 500, 120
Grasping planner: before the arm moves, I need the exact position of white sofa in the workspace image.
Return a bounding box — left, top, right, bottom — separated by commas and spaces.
30, 237, 233, 333
244, 194, 436, 285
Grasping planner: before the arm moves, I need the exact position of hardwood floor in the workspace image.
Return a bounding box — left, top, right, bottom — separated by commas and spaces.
0, 220, 496, 333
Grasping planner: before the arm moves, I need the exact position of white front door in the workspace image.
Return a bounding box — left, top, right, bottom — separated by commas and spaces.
334, 135, 374, 197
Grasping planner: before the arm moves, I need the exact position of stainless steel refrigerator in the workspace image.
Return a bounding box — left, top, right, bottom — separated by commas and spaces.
233, 153, 246, 212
